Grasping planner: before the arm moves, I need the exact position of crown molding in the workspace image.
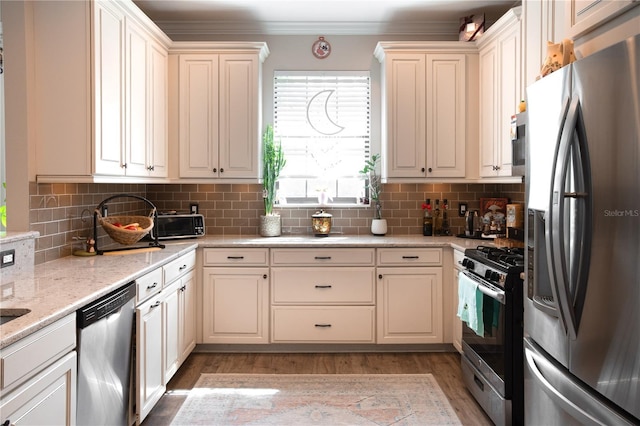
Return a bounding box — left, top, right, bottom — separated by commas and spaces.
155, 20, 460, 37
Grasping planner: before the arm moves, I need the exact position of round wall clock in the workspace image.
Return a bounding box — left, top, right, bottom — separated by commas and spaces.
312, 36, 331, 59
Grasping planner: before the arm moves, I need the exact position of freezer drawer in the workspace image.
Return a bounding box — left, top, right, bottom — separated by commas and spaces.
524, 338, 637, 425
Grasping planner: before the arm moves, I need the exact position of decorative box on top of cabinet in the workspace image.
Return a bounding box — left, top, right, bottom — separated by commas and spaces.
477, 7, 523, 178
374, 42, 477, 181
270, 248, 376, 343
201, 248, 270, 344
32, 0, 171, 183
376, 248, 444, 344
170, 42, 269, 181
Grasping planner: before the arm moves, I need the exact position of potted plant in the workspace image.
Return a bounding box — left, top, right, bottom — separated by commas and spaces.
260, 125, 286, 237
360, 154, 387, 235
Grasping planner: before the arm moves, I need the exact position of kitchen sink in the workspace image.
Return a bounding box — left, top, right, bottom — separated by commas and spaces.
0, 308, 31, 325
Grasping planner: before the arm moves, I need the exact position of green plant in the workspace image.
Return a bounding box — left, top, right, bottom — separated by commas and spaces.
0, 182, 6, 229
359, 154, 382, 219
262, 125, 286, 216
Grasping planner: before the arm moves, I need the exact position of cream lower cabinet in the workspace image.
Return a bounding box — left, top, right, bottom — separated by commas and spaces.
0, 314, 77, 426
376, 248, 443, 344
202, 248, 270, 343
452, 249, 464, 353
270, 248, 376, 343
136, 249, 195, 425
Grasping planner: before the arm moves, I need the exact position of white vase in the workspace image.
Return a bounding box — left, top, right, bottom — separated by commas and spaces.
371, 219, 387, 236
260, 215, 281, 237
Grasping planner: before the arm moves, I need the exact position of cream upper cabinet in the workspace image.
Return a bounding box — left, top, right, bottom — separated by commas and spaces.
566, 0, 639, 38
173, 44, 269, 180
477, 7, 523, 178
33, 0, 171, 183
374, 43, 475, 180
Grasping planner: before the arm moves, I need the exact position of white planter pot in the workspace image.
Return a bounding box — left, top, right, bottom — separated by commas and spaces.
371, 219, 387, 236
260, 215, 281, 237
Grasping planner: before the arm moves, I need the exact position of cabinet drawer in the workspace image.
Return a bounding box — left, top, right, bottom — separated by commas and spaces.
136, 267, 163, 304
271, 248, 375, 266
271, 268, 375, 304
377, 248, 442, 266
1, 313, 76, 392
164, 250, 196, 284
203, 248, 269, 266
271, 307, 375, 343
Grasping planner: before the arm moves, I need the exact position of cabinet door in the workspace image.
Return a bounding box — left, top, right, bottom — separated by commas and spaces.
148, 41, 168, 177
496, 23, 521, 176
479, 44, 498, 177
426, 54, 466, 177
202, 268, 269, 344
179, 54, 220, 178
0, 352, 76, 426
93, 0, 125, 175
218, 54, 260, 178
452, 267, 463, 353
163, 281, 180, 384
377, 267, 443, 344
136, 295, 165, 423
179, 270, 197, 363
125, 19, 149, 177
567, 0, 637, 38
384, 54, 426, 178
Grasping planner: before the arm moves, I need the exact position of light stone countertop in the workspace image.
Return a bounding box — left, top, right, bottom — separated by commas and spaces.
0, 234, 491, 349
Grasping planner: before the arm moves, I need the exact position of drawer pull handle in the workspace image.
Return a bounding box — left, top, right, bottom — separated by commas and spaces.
315, 285, 332, 289
402, 256, 420, 259
314, 323, 332, 328
179, 264, 187, 270
180, 285, 186, 292
147, 282, 158, 290
314, 256, 332, 260
150, 301, 161, 309
227, 256, 245, 260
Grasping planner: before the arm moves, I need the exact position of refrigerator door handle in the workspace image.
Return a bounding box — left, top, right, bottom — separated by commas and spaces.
525, 343, 635, 426
547, 96, 592, 340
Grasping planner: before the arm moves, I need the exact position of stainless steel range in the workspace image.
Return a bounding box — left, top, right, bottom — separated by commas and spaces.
459, 245, 525, 426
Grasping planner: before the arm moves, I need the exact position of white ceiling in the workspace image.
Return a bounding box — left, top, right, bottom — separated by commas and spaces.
134, 0, 519, 36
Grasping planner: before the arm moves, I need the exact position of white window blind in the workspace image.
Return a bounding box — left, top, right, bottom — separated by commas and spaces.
273, 71, 370, 204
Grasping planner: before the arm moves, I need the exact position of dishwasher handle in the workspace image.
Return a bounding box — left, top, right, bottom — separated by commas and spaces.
77, 282, 136, 329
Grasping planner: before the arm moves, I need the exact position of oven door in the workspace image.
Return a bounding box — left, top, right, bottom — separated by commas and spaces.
460, 270, 508, 397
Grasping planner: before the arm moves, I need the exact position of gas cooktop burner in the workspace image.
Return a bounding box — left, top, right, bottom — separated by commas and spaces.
465, 245, 525, 272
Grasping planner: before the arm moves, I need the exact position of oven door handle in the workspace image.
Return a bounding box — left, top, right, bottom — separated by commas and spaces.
462, 271, 505, 303
477, 283, 505, 303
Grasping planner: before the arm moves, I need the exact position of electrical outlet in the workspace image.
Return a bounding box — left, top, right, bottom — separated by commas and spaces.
190, 203, 199, 215
1, 249, 16, 268
459, 203, 468, 217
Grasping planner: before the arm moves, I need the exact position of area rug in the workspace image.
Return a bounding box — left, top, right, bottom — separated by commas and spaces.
171, 373, 462, 425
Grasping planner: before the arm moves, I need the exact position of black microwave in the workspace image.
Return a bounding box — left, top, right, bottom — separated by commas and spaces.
511, 112, 526, 176
147, 213, 205, 240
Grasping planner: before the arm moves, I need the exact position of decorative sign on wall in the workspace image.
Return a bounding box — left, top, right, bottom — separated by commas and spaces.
312, 36, 331, 59
459, 14, 485, 42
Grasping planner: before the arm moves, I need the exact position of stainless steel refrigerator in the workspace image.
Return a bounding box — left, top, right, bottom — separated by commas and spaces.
524, 34, 639, 425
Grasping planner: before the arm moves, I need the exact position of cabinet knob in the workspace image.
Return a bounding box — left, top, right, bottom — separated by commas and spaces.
263, 274, 268, 279
220, 168, 224, 173
428, 167, 432, 173
213, 168, 218, 173
421, 167, 425, 172
122, 163, 127, 169
378, 274, 383, 279
147, 165, 155, 171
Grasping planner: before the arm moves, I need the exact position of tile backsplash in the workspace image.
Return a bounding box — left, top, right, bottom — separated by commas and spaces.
29, 181, 524, 264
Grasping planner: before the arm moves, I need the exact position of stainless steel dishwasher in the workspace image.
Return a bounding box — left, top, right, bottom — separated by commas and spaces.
76, 281, 136, 425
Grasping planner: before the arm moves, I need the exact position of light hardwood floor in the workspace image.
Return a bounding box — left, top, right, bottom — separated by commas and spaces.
142, 352, 493, 425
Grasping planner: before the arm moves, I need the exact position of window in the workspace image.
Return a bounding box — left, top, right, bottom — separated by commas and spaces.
273, 71, 370, 205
